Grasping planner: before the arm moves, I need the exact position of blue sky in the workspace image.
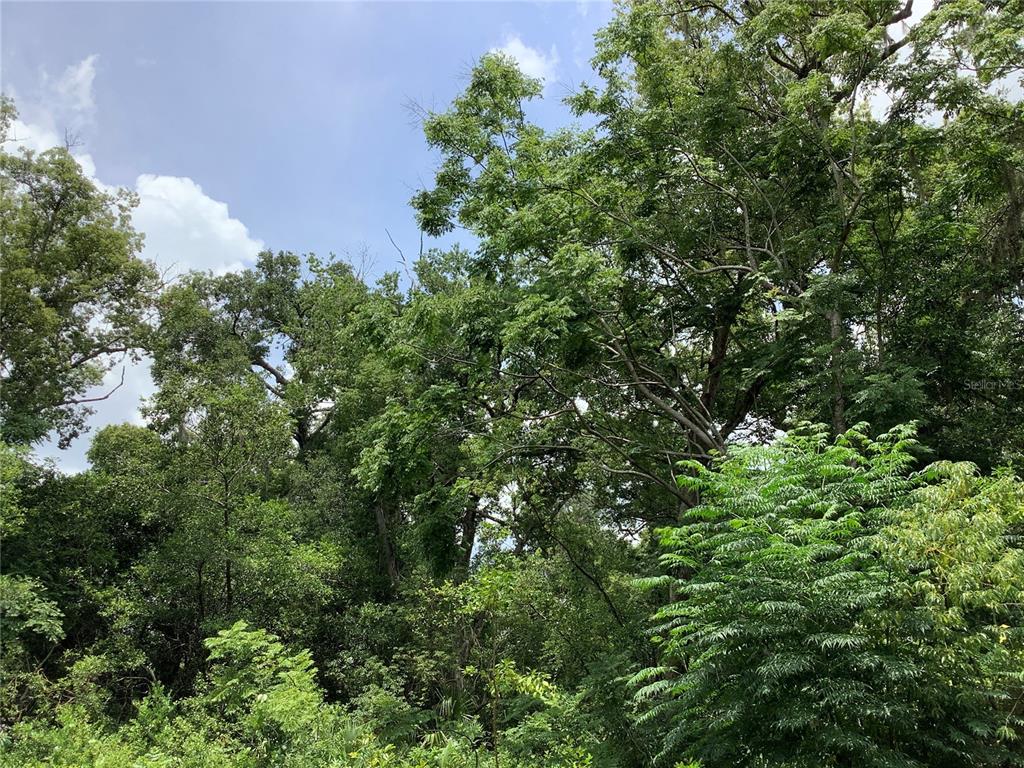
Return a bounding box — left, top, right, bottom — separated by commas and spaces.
1, 1, 615, 470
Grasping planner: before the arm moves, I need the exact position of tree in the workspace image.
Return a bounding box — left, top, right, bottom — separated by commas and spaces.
0, 444, 64, 722
1, 3, 1022, 766
151, 250, 374, 452
413, 0, 1024, 531
0, 98, 158, 446
637, 425, 1024, 767
0, 428, 168, 720
118, 381, 333, 691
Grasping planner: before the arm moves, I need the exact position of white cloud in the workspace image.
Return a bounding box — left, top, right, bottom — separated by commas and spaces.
7, 55, 261, 276
10, 56, 263, 471
7, 116, 101, 180
990, 72, 1023, 104
10, 55, 100, 141
863, 0, 934, 120
491, 34, 559, 86
133, 175, 263, 276
50, 54, 99, 117
10, 117, 104, 179
858, 1, 1020, 121
5, 54, 101, 176
6, 117, 60, 153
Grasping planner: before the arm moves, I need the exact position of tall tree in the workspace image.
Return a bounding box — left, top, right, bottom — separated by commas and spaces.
413, 0, 1024, 519
0, 98, 158, 446
638, 426, 1024, 767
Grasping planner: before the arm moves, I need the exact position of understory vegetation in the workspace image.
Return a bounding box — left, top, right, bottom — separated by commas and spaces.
2, 1, 1022, 766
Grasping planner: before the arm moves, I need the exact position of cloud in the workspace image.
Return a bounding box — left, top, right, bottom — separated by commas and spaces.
7, 55, 262, 276
491, 34, 559, 86
6, 116, 101, 180
134, 175, 264, 276
990, 72, 1023, 104
863, 0, 933, 120
857, 1, 1020, 120
10, 56, 263, 471
5, 54, 101, 176
10, 54, 100, 141
50, 54, 99, 117
8, 115, 65, 153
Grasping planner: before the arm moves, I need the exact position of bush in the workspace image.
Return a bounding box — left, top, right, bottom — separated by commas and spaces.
637, 425, 1024, 768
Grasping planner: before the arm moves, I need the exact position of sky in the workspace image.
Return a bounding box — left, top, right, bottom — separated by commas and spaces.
1, 1, 616, 472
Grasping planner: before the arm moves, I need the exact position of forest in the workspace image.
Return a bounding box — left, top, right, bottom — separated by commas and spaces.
1, 1, 1023, 766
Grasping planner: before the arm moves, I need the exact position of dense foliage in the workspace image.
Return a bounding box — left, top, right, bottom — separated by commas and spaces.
638, 427, 1024, 767
0, 98, 158, 447
1, 1, 1022, 766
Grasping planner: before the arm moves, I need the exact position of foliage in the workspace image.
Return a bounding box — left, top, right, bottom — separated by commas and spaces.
1, 0, 1022, 765
638, 425, 1024, 767
0, 622, 596, 767
0, 98, 158, 446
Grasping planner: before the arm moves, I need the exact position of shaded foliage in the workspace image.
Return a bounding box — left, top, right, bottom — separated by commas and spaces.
1, 1, 1022, 765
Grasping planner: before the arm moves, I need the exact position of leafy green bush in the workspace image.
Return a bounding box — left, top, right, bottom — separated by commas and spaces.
0, 622, 596, 768
637, 425, 1024, 767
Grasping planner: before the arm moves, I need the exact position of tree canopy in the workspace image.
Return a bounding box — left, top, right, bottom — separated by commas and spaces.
1, 2, 1022, 766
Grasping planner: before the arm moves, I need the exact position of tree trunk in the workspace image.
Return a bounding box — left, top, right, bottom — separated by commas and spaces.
375, 500, 401, 588
224, 506, 233, 612
455, 494, 480, 583
196, 560, 206, 624
828, 307, 846, 436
